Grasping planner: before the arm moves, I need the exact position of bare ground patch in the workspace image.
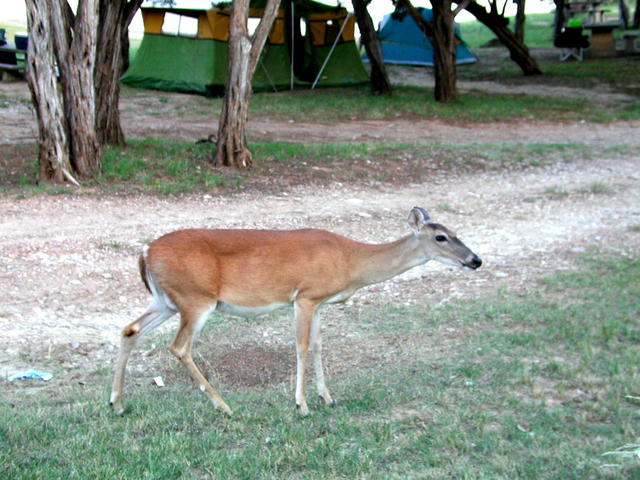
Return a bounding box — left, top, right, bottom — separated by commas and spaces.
1, 66, 639, 395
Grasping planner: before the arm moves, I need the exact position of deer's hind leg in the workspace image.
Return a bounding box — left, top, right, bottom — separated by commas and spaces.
310, 308, 333, 406
169, 302, 233, 416
110, 304, 175, 414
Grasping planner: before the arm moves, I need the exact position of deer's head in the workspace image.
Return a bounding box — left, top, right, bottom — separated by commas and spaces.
408, 206, 482, 270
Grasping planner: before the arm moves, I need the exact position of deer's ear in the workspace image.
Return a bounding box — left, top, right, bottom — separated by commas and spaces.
408, 206, 430, 234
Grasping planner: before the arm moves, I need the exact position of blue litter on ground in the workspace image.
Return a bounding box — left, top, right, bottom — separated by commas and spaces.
8, 369, 53, 381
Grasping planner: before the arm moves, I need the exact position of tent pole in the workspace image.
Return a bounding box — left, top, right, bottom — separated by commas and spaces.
311, 13, 352, 89
290, 1, 294, 90
259, 54, 278, 92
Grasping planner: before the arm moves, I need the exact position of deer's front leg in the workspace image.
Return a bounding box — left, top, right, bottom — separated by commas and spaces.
294, 299, 317, 415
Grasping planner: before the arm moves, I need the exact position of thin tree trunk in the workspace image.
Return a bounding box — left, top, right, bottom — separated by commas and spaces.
215, 29, 253, 168
51, 0, 101, 178
634, 0, 640, 28
25, 3, 75, 185
352, 0, 392, 95
462, 0, 542, 75
397, 0, 458, 102
432, 0, 458, 102
95, 0, 126, 146
618, 0, 629, 28
215, 0, 281, 168
95, 0, 142, 146
553, 0, 566, 39
515, 0, 526, 43
397, 0, 435, 37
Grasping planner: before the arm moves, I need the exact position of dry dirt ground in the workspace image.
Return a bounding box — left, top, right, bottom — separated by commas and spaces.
1, 66, 639, 391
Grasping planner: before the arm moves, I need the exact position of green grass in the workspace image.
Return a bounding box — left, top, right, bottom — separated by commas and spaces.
544, 185, 570, 197
76, 141, 640, 191
461, 10, 629, 49
119, 83, 639, 124
460, 12, 555, 49
3, 139, 637, 194
586, 182, 615, 195
1, 254, 639, 478
95, 139, 230, 194
246, 85, 639, 123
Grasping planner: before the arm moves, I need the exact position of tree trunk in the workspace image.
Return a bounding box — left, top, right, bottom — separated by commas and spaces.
215, 32, 253, 168
351, 0, 392, 95
95, 0, 142, 146
431, 0, 458, 102
462, 0, 542, 76
553, 0, 566, 38
25, 3, 75, 185
26, 0, 140, 184
50, 0, 102, 179
634, 0, 640, 28
618, 0, 630, 28
215, 0, 281, 168
397, 0, 458, 102
515, 0, 526, 43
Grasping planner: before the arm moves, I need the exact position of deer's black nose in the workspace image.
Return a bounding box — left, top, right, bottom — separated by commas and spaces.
469, 256, 482, 269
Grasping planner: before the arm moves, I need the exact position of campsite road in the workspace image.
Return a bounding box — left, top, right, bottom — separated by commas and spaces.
1, 77, 639, 147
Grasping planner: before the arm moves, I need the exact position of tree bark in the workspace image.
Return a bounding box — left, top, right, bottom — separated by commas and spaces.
50, 0, 102, 179
514, 0, 526, 43
215, 0, 281, 168
431, 0, 458, 102
619, 0, 630, 28
95, 0, 142, 146
25, 2, 75, 185
553, 0, 566, 39
352, 0, 392, 95
634, 0, 640, 28
397, 0, 458, 102
26, 0, 141, 184
461, 0, 542, 76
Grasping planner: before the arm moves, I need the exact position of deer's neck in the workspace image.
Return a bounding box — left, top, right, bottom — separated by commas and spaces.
354, 234, 427, 287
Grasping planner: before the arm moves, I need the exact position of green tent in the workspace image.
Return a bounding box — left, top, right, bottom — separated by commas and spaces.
121, 0, 369, 95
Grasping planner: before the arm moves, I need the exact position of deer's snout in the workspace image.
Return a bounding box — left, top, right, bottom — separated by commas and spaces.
467, 255, 482, 269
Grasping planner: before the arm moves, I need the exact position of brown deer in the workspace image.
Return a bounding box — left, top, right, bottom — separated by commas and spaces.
110, 207, 481, 416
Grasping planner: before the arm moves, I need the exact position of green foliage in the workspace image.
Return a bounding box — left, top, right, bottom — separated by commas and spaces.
97, 139, 227, 194
1, 255, 639, 478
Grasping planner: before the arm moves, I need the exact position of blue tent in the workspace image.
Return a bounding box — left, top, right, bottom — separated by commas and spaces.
367, 9, 478, 67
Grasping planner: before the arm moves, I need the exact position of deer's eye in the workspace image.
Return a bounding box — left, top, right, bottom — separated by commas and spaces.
435, 235, 447, 242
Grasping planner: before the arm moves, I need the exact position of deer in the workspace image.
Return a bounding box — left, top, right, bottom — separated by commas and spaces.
110, 207, 481, 416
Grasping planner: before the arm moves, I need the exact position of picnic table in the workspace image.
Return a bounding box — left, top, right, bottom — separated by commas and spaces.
0, 43, 27, 78
583, 20, 623, 52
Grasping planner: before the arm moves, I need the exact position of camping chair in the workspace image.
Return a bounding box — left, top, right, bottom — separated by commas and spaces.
554, 27, 590, 61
